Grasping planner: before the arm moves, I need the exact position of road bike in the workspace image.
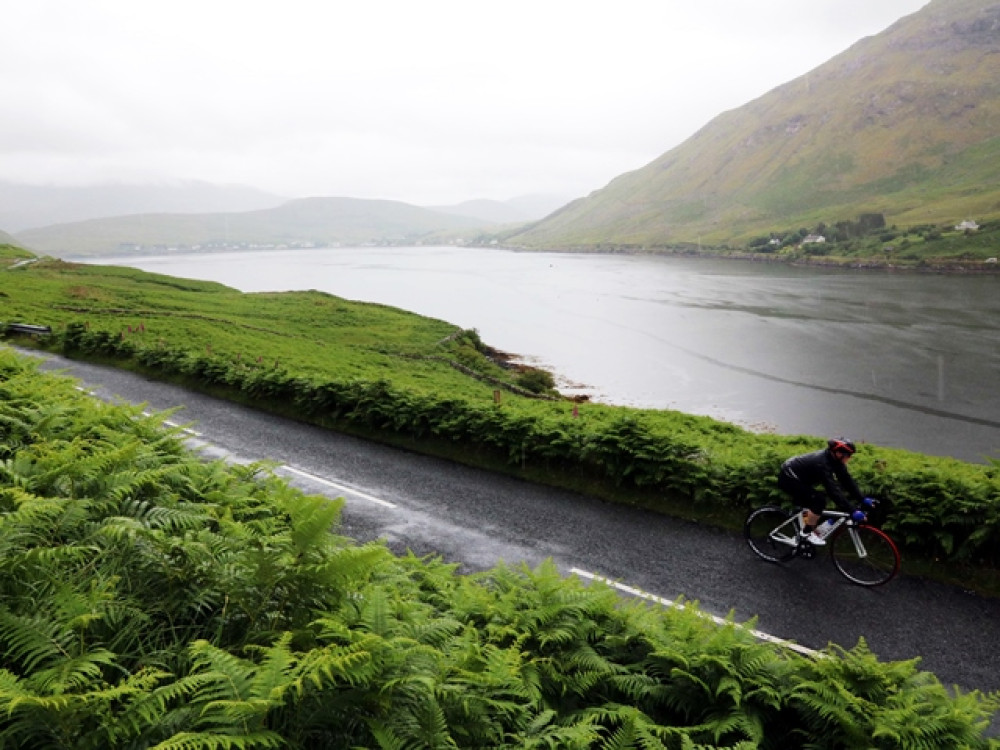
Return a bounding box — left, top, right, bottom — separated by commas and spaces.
744, 503, 900, 586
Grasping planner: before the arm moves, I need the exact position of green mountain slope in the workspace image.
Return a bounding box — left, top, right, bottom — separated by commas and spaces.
15, 196, 492, 256
508, 0, 1000, 248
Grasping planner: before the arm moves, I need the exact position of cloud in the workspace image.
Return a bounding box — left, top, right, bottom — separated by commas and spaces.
0, 0, 930, 204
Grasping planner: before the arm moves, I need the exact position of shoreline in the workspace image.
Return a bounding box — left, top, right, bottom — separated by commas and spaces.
498, 244, 1000, 275
62, 243, 1000, 275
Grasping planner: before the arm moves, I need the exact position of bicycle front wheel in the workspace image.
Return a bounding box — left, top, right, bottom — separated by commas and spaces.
830, 525, 900, 586
745, 506, 797, 563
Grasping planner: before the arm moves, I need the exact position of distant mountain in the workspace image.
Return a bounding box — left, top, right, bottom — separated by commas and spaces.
428, 194, 575, 223
508, 0, 1000, 249
15, 197, 497, 257
505, 194, 576, 221
0, 180, 286, 233
429, 199, 531, 224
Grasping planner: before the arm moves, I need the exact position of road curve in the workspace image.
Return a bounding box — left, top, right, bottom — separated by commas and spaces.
23, 349, 1000, 701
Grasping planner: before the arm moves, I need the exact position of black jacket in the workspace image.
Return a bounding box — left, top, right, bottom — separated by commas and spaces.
779, 448, 862, 511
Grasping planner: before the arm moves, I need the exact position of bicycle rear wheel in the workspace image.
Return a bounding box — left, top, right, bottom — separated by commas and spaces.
829, 525, 900, 586
745, 506, 797, 563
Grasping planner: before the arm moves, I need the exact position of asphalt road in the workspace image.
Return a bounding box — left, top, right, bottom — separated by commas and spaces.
23, 350, 1000, 705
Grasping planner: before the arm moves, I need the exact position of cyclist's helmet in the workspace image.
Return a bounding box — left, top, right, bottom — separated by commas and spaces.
827, 437, 857, 458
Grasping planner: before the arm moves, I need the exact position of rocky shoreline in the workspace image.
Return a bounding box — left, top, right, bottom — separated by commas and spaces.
729, 252, 1000, 274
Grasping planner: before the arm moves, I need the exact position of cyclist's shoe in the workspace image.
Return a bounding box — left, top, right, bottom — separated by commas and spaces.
799, 530, 827, 546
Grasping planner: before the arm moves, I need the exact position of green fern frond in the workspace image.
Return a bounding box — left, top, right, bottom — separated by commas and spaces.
145, 502, 215, 533
518, 714, 604, 749
149, 730, 284, 750
187, 640, 256, 702
29, 648, 118, 695
308, 541, 397, 594
607, 672, 663, 702
405, 691, 458, 749
284, 493, 343, 557
16, 401, 75, 442
90, 515, 149, 545
366, 722, 410, 750
294, 637, 379, 690
581, 703, 680, 750
566, 641, 621, 674
0, 611, 74, 673
242, 633, 298, 703
18, 542, 101, 575
398, 617, 464, 649
355, 586, 396, 638
0, 491, 70, 534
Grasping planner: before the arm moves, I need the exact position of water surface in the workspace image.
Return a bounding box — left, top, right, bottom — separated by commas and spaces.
80, 247, 1000, 462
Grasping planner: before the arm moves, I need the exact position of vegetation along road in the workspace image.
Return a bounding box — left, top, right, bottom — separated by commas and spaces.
31, 350, 1000, 702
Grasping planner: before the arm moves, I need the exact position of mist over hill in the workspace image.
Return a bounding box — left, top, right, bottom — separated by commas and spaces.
4, 186, 569, 257
507, 0, 1000, 249
0, 180, 286, 234
14, 197, 499, 257
427, 194, 575, 224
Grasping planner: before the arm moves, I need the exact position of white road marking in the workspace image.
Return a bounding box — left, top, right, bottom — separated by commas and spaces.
570, 568, 820, 658
280, 465, 397, 508
73, 384, 202, 437
162, 419, 201, 437
137, 408, 202, 437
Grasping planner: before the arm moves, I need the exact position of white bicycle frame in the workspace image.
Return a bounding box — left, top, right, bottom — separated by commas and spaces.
771, 508, 871, 556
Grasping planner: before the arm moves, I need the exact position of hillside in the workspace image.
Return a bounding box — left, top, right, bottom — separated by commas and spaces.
0, 179, 285, 233
427, 193, 575, 223
507, 0, 1000, 249
15, 196, 496, 256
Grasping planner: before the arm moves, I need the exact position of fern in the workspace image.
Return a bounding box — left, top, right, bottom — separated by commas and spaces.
0, 610, 76, 674
284, 493, 343, 558
1, 350, 996, 747
149, 730, 285, 750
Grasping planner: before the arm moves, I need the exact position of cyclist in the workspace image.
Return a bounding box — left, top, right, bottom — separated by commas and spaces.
777, 437, 866, 546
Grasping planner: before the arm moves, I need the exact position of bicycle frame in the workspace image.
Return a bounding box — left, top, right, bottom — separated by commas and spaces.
811, 509, 883, 556
768, 508, 864, 552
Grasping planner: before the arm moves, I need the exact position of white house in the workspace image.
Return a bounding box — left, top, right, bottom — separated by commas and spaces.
955, 219, 979, 231
801, 234, 826, 244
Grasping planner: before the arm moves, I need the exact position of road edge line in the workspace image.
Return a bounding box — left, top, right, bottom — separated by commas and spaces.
569, 567, 820, 658
281, 465, 397, 508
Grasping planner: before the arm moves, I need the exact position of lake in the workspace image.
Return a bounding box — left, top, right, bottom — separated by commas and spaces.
79, 246, 1000, 463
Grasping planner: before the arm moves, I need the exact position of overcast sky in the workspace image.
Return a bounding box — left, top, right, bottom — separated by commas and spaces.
2, 0, 930, 206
